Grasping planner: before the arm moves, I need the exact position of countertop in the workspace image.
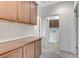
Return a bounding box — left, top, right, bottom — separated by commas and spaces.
0, 37, 42, 56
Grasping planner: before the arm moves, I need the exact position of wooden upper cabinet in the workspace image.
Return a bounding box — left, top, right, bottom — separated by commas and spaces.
30, 1, 37, 25
18, 1, 30, 24
0, 1, 37, 25
49, 20, 59, 28
0, 1, 17, 21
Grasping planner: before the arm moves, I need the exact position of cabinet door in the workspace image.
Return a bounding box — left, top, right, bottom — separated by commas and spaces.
23, 43, 34, 58
0, 48, 22, 58
30, 2, 37, 25
18, 1, 30, 23
35, 40, 41, 58
49, 20, 59, 28
0, 1, 17, 21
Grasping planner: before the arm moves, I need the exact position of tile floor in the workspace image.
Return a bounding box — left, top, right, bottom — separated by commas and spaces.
40, 43, 78, 58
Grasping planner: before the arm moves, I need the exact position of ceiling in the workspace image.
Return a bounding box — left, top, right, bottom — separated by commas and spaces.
36, 1, 62, 7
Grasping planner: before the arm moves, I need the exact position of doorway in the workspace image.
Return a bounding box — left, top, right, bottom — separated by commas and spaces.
41, 15, 60, 53
48, 15, 59, 44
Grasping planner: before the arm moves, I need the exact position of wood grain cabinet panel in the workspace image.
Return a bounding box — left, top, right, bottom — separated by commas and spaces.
30, 1, 37, 25
0, 1, 17, 21
0, 38, 41, 58
49, 20, 59, 27
23, 43, 35, 58
18, 1, 30, 24
35, 40, 41, 58
0, 48, 22, 58
0, 1, 37, 25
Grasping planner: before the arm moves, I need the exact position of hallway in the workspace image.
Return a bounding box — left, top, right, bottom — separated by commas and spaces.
40, 43, 78, 58
37, 1, 79, 58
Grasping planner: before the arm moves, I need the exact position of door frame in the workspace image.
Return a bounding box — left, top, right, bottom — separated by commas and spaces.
74, 1, 78, 56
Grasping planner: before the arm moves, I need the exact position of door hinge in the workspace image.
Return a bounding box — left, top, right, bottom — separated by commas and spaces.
76, 46, 78, 49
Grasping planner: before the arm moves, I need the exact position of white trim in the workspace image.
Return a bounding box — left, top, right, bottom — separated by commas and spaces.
73, 1, 78, 11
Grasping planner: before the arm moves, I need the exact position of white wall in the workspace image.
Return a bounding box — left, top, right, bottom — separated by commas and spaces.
33, 6, 42, 37
42, 17, 49, 47
0, 20, 35, 42
41, 2, 75, 53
